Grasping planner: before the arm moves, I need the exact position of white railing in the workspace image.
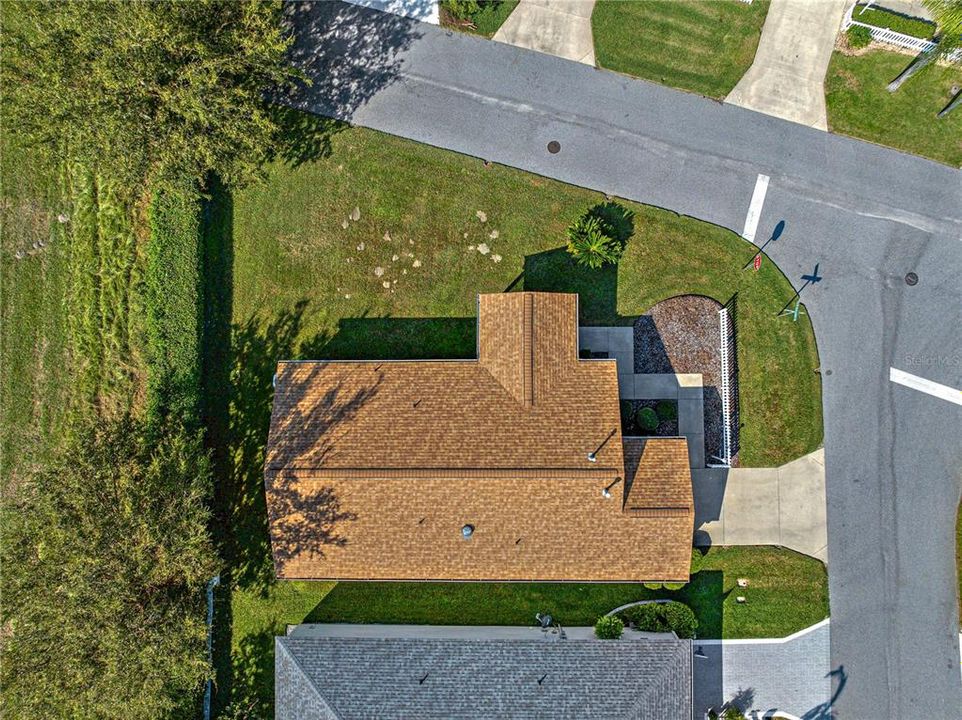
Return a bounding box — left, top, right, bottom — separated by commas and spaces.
842, 2, 960, 60
716, 307, 733, 467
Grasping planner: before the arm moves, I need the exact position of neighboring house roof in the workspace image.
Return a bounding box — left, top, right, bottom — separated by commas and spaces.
264, 292, 694, 582
275, 633, 693, 720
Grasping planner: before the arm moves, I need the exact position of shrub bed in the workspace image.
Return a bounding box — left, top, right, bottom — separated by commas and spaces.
618, 601, 698, 639
852, 4, 935, 39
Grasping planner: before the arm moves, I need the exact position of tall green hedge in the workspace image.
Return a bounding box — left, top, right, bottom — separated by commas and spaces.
145, 182, 202, 426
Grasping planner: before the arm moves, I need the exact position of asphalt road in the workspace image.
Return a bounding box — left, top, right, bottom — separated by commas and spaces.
283, 3, 962, 717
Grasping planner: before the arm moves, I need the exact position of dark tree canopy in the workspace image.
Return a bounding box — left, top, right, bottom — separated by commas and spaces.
1, 416, 217, 719
2, 0, 298, 187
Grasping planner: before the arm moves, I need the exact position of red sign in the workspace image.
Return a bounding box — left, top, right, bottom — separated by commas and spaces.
753, 253, 762, 271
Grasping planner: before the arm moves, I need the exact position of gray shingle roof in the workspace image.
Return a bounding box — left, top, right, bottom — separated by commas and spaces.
275, 635, 692, 719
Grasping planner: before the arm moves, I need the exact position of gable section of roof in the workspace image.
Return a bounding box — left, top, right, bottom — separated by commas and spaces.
478, 292, 580, 407
275, 638, 342, 720
623, 438, 693, 517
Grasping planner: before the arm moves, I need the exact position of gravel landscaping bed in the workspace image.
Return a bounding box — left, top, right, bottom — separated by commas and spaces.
634, 295, 726, 463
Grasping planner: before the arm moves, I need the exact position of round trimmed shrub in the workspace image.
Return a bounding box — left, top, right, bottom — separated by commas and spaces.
594, 615, 624, 639
635, 407, 659, 433
620, 400, 635, 433
847, 25, 872, 49
618, 601, 698, 639
655, 401, 677, 421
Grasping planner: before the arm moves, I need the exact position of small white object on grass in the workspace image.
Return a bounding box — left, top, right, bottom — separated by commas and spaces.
477, 243, 490, 255
383, 231, 391, 242
412, 259, 422, 268
736, 596, 747, 604
476, 210, 487, 223
374, 266, 385, 277
737, 578, 748, 588
382, 281, 390, 289
350, 206, 360, 221
491, 254, 502, 263
57, 213, 70, 224
356, 242, 365, 251
341, 219, 349, 229
489, 230, 499, 239
392, 254, 399, 261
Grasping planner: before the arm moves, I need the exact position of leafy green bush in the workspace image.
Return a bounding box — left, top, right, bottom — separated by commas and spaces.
566, 215, 622, 269
635, 407, 659, 433
846, 25, 873, 49
594, 615, 624, 639
145, 181, 202, 426
618, 601, 698, 638
853, 4, 935, 39
441, 0, 481, 20
1, 415, 216, 719
655, 400, 677, 421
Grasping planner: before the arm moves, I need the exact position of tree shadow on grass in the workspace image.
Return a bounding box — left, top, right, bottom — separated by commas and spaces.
269, 106, 346, 169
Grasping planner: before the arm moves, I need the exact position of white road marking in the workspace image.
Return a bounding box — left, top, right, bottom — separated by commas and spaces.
889, 367, 962, 406
742, 173, 770, 245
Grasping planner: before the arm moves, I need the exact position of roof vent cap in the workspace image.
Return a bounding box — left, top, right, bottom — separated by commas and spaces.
461, 524, 474, 540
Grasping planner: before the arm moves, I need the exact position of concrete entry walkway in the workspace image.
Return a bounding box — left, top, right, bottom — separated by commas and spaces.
694, 619, 832, 719
493, 0, 596, 65
693, 449, 828, 562
726, 0, 848, 130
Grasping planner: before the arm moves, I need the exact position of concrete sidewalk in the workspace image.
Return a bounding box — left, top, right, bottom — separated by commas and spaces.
693, 449, 828, 562
493, 0, 596, 65
726, 0, 848, 129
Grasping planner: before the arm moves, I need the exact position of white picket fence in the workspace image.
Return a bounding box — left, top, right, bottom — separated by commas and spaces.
842, 2, 960, 60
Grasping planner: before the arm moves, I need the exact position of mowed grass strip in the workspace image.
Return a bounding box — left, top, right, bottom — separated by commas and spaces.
226, 547, 827, 712
0, 139, 71, 483
592, 0, 770, 98
826, 49, 962, 167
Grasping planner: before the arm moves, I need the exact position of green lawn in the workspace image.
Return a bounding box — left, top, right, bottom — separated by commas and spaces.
826, 50, 962, 167
592, 0, 770, 99
0, 139, 71, 484
440, 0, 518, 38
225, 547, 828, 712
208, 118, 826, 715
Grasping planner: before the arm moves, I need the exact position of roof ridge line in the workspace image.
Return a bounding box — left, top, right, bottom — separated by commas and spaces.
266, 466, 621, 478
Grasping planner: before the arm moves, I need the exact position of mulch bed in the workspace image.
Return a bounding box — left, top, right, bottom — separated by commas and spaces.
633, 295, 726, 463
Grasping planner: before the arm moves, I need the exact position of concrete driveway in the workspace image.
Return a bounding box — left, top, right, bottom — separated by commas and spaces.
694, 450, 828, 562
726, 0, 849, 129
493, 0, 596, 65
282, 4, 962, 717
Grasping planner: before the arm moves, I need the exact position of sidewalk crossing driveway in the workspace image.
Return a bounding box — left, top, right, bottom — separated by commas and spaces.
694, 620, 833, 719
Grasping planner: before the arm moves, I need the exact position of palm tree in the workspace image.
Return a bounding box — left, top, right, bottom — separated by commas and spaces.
887, 0, 961, 97
566, 216, 620, 269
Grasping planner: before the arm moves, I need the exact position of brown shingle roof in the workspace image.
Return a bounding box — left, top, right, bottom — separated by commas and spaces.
623, 438, 694, 517
264, 292, 693, 582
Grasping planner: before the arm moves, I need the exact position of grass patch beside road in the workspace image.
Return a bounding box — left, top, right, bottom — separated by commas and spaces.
592, 0, 769, 99
227, 547, 827, 712
826, 50, 962, 166
440, 0, 518, 38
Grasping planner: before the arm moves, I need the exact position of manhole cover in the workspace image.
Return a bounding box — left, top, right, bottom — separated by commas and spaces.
904, 272, 919, 286
547, 140, 561, 154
